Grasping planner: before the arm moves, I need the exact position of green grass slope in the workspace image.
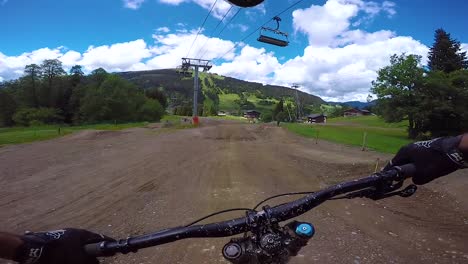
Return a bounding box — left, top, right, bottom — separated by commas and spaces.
284, 116, 411, 153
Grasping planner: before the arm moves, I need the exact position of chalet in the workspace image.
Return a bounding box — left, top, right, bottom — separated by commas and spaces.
307, 114, 327, 123
343, 108, 372, 117
244, 110, 261, 119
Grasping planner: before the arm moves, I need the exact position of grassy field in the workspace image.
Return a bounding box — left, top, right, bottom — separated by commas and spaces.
218, 93, 296, 115
209, 115, 247, 121
218, 93, 240, 111
0, 122, 149, 146
161, 115, 186, 122
328, 116, 408, 128
284, 116, 412, 154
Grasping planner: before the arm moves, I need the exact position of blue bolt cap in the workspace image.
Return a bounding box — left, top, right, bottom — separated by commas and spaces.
295, 223, 315, 238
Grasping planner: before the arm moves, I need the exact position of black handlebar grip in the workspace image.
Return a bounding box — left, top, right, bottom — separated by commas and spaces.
395, 163, 416, 178
84, 242, 106, 257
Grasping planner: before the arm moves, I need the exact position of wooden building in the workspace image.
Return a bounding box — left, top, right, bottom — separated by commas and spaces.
343, 108, 372, 117
307, 114, 327, 123
244, 110, 261, 119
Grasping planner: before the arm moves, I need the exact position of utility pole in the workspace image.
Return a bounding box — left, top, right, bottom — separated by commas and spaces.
180, 58, 212, 124
292, 83, 302, 121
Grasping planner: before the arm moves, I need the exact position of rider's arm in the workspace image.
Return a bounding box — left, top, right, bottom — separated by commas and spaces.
385, 133, 467, 185
459, 134, 468, 154
0, 232, 23, 260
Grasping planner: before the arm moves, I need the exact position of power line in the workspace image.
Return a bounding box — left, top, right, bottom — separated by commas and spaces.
199, 7, 242, 60
216, 0, 306, 60
195, 5, 234, 59
185, 0, 219, 58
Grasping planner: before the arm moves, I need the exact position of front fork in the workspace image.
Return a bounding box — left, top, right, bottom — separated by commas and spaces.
222, 221, 315, 264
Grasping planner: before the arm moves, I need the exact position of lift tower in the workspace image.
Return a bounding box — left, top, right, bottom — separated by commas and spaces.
180, 58, 212, 124
292, 83, 303, 120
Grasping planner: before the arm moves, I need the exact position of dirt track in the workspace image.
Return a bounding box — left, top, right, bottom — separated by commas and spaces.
1, 120, 467, 264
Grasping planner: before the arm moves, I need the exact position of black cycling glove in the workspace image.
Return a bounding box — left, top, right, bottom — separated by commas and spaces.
14, 228, 113, 264
384, 136, 467, 185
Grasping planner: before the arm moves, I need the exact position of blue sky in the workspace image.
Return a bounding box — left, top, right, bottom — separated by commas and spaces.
1, 0, 467, 101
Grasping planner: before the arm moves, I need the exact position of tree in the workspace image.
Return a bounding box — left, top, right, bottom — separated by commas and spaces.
275, 111, 287, 126
428, 29, 468, 73
90, 68, 108, 86
23, 64, 42, 107
371, 54, 425, 138
261, 111, 273, 123
70, 65, 84, 87
40, 59, 66, 107
273, 99, 284, 120
417, 70, 468, 137
80, 74, 150, 123
146, 87, 168, 109
12, 107, 63, 126
0, 89, 17, 126
137, 98, 164, 122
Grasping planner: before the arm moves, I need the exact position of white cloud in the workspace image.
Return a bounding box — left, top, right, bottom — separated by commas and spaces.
382, 1, 397, 16
0, 48, 63, 80
0, 40, 153, 79
461, 43, 468, 54
229, 24, 249, 32
156, 27, 171, 33
293, 0, 359, 46
293, 0, 397, 47
273, 36, 429, 101
0, 32, 236, 81
212, 45, 281, 84
148, 30, 236, 68
79, 39, 152, 72
123, 0, 145, 9
1, 0, 440, 102
333, 29, 395, 46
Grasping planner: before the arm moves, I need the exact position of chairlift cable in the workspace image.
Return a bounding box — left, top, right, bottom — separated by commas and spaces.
199, 7, 242, 60
216, 0, 305, 60
185, 0, 219, 58
216, 7, 242, 38
195, 5, 234, 59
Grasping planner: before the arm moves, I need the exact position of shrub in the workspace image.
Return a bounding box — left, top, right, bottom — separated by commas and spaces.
138, 99, 165, 122
261, 112, 273, 123
13, 108, 63, 126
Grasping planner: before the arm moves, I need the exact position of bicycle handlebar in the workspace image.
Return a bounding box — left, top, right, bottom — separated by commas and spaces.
85, 164, 416, 257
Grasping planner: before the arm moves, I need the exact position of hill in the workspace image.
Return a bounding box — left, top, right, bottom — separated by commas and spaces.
331, 101, 376, 109
118, 69, 325, 115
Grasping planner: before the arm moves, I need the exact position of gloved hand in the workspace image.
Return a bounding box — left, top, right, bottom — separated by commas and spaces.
384, 136, 467, 185
14, 228, 114, 264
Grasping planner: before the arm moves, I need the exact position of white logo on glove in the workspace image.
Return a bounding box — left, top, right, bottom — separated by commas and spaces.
46, 230, 66, 240
415, 138, 438, 148
29, 247, 42, 258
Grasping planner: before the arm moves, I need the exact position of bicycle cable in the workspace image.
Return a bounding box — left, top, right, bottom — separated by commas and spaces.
185, 208, 254, 227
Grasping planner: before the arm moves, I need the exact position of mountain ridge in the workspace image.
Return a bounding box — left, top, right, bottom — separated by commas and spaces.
117, 69, 325, 109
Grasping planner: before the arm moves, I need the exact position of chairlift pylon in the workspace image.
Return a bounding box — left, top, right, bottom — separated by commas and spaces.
257, 16, 289, 47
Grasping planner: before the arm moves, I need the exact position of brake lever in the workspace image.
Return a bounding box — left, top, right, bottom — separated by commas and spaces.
397, 184, 418, 197
369, 184, 418, 200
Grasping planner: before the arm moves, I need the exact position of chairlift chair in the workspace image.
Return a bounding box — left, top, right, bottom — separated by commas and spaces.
257, 16, 289, 47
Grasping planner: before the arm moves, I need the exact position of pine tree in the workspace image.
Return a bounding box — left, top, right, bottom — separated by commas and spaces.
428, 29, 468, 73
